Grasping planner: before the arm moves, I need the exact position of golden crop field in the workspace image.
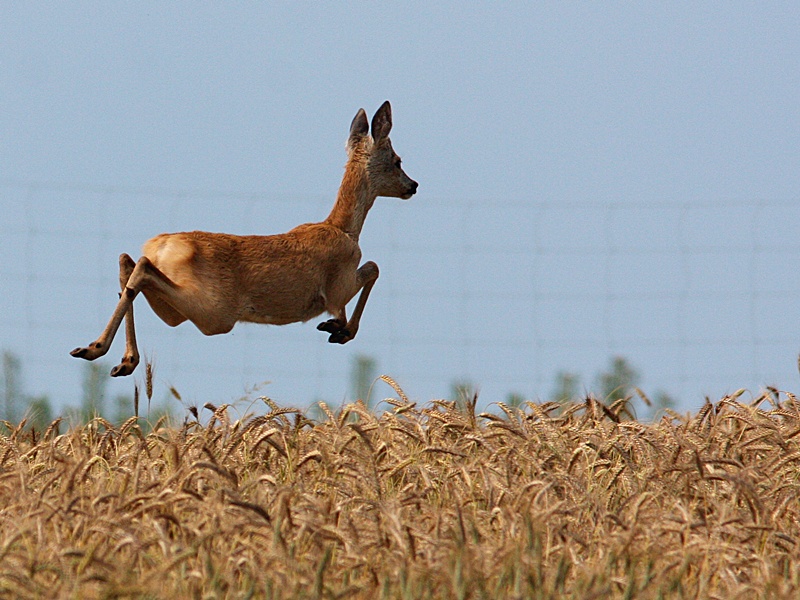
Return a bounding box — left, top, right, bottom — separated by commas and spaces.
1, 382, 799, 599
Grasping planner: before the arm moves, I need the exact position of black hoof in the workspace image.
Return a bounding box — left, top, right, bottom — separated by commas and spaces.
317, 319, 345, 334
110, 356, 138, 377
328, 329, 352, 344
110, 364, 131, 377
70, 347, 88, 359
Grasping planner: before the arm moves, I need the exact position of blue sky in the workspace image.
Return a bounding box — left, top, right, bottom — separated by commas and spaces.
2, 4, 800, 415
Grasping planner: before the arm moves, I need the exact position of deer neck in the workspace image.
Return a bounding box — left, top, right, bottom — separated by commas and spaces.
325, 160, 375, 242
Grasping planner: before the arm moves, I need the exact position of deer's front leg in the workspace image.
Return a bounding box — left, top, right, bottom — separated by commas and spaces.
319, 261, 379, 344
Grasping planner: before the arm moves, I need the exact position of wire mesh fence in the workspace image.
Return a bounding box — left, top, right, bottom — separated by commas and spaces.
2, 180, 799, 415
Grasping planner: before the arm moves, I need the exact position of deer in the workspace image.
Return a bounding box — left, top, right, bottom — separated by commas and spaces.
70, 101, 418, 377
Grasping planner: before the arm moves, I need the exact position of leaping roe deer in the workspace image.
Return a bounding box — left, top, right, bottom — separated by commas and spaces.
70, 101, 418, 376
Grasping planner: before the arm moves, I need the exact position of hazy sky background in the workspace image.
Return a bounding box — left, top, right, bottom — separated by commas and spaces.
2, 4, 800, 416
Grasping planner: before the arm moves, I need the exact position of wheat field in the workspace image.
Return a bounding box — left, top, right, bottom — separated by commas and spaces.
0, 382, 799, 599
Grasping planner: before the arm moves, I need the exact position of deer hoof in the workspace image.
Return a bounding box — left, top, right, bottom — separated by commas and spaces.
317, 319, 345, 334
111, 355, 139, 377
70, 344, 103, 360
328, 329, 352, 344
110, 362, 135, 377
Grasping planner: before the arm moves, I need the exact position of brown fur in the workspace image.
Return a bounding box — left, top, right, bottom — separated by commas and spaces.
71, 101, 417, 376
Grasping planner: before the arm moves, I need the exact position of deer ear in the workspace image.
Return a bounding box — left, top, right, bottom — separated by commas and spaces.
371, 101, 392, 142
349, 109, 369, 140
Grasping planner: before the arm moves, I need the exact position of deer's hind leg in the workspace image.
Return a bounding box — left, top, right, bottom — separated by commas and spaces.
70, 254, 139, 365
317, 261, 379, 344
110, 254, 140, 377
71, 255, 181, 376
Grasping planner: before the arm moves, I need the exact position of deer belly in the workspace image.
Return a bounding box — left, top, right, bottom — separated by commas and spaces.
240, 292, 326, 325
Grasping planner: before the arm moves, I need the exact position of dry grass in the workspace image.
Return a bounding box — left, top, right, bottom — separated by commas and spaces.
1, 385, 800, 599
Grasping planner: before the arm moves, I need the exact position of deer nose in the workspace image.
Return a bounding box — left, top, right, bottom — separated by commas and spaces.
408, 180, 418, 194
